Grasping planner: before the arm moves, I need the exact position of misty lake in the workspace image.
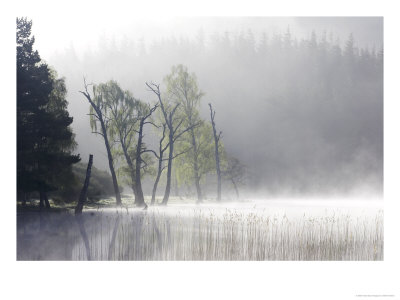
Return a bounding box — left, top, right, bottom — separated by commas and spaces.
17, 198, 383, 261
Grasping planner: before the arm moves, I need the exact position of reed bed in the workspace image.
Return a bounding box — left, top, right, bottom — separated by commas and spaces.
69, 208, 383, 261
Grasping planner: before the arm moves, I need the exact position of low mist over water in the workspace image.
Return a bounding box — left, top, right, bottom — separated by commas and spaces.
17, 199, 383, 261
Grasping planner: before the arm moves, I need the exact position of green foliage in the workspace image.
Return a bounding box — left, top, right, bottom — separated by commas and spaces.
17, 17, 80, 197
175, 123, 215, 186
164, 64, 204, 115
115, 149, 156, 187
91, 80, 156, 190
164, 65, 214, 191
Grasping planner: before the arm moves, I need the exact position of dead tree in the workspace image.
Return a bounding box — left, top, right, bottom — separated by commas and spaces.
104, 85, 141, 203
133, 104, 158, 207
222, 156, 245, 199
150, 123, 192, 205
75, 154, 93, 215
209, 103, 222, 201
151, 123, 168, 205
164, 65, 205, 203
80, 79, 122, 205
146, 82, 199, 205
108, 99, 139, 203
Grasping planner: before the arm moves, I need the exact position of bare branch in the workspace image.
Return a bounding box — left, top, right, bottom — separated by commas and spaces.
146, 82, 171, 129
172, 147, 192, 159
145, 82, 160, 95
174, 121, 202, 142
144, 121, 159, 128
91, 131, 104, 137
217, 131, 222, 141
86, 113, 100, 121
161, 142, 170, 154
159, 123, 167, 150
172, 118, 184, 135
170, 102, 180, 118
142, 103, 159, 121
141, 149, 159, 159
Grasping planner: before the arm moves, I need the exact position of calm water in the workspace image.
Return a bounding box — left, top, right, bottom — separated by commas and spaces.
17, 199, 383, 261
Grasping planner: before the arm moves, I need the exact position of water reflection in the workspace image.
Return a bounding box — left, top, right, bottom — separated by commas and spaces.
17, 202, 384, 261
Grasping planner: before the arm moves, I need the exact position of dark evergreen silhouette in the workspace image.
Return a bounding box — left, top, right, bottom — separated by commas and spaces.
17, 17, 80, 207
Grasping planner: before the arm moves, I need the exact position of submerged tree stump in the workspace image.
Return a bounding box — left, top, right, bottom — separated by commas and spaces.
75, 154, 93, 215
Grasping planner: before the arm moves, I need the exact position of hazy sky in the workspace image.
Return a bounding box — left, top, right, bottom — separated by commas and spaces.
31, 17, 383, 61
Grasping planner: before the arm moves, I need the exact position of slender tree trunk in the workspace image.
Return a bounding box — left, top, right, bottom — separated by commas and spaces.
215, 148, 222, 201
190, 127, 203, 203
44, 192, 50, 209
120, 139, 138, 202
151, 124, 167, 205
134, 120, 146, 207
146, 83, 186, 206
75, 154, 93, 215
209, 104, 222, 201
162, 133, 174, 205
231, 179, 239, 199
151, 156, 163, 205
80, 86, 121, 205
39, 191, 45, 210
99, 119, 122, 205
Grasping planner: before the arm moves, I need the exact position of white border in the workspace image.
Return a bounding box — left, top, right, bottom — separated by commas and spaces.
1, 1, 398, 299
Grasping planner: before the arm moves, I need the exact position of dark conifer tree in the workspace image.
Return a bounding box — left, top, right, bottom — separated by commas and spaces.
17, 18, 80, 207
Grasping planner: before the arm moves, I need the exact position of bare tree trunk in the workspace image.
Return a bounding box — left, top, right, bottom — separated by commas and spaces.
146, 82, 196, 206
209, 103, 222, 201
151, 124, 167, 205
39, 191, 45, 210
161, 120, 198, 206
231, 179, 239, 199
162, 132, 174, 205
120, 139, 138, 202
80, 83, 121, 206
75, 154, 93, 215
190, 127, 203, 203
132, 105, 157, 207
151, 157, 163, 205
44, 192, 50, 209
99, 119, 122, 205
134, 119, 146, 207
